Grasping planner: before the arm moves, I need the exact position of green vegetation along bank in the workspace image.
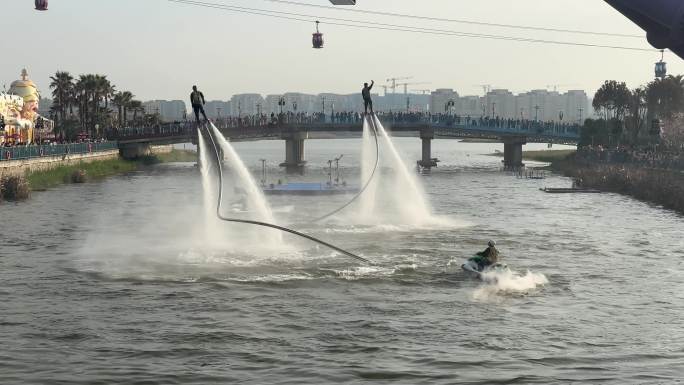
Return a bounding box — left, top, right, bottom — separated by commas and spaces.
1, 149, 197, 201
551, 155, 684, 215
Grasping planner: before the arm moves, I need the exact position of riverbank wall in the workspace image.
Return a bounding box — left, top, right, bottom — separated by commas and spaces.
0, 150, 120, 179
0, 144, 174, 179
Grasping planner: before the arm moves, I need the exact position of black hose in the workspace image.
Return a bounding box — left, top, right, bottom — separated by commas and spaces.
311, 113, 379, 223
201, 123, 371, 264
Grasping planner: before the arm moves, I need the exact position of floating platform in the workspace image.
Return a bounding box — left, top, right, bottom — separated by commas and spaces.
262, 182, 358, 195
540, 187, 602, 194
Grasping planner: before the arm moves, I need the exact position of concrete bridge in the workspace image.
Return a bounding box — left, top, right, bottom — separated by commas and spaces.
113, 115, 580, 170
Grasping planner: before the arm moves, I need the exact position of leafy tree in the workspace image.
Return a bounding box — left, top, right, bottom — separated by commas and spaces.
626, 87, 648, 144
580, 118, 613, 147
646, 75, 684, 120
593, 80, 632, 122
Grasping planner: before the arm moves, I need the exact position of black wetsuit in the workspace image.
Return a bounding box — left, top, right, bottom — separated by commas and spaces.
190, 90, 208, 123
362, 83, 374, 113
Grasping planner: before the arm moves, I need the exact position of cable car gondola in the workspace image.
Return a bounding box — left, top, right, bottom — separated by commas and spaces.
35, 0, 48, 11
655, 50, 667, 79
312, 21, 324, 49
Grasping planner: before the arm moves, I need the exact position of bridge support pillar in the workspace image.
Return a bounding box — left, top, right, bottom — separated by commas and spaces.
502, 137, 526, 170
119, 143, 152, 160
417, 127, 439, 170
280, 131, 308, 172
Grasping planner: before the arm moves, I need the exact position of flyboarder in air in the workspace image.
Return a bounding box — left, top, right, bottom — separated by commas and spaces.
362, 80, 374, 114
190, 85, 208, 124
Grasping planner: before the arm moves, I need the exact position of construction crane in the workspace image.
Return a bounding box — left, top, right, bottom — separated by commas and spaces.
396, 82, 431, 95
545, 84, 578, 92
473, 84, 493, 95
386, 76, 413, 95
379, 85, 390, 96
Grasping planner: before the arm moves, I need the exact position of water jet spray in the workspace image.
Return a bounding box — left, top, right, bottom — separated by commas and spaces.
311, 114, 379, 222
200, 123, 371, 265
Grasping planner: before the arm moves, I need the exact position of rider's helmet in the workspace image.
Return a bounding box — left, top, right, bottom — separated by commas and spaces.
488, 240, 496, 247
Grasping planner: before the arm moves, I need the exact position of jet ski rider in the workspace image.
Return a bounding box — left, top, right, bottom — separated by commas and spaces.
475, 240, 500, 270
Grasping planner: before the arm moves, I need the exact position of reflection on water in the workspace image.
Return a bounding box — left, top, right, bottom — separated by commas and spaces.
1, 139, 682, 384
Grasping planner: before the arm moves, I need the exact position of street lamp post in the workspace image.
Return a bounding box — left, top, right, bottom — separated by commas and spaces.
259, 158, 266, 186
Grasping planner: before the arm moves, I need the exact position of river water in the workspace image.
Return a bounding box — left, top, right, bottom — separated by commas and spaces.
1, 139, 683, 384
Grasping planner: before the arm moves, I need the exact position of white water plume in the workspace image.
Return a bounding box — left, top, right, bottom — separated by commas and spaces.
200, 124, 284, 252
353, 116, 445, 226
358, 117, 379, 222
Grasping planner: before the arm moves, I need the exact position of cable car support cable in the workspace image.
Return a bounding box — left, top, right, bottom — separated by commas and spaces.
168, 0, 657, 52
258, 0, 645, 39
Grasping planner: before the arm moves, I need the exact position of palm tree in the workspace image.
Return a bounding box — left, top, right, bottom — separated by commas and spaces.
120, 91, 134, 126
49, 71, 74, 126
111, 92, 126, 128
129, 100, 143, 124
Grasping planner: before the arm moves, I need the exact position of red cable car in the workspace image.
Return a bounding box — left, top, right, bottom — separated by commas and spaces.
312, 21, 324, 49
35, 0, 48, 11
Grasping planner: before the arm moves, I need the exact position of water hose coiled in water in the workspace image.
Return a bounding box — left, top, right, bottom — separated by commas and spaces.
311, 114, 379, 223
201, 124, 371, 265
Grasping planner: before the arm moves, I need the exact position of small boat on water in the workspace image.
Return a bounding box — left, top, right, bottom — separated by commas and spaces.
261, 154, 358, 195
263, 182, 358, 195
540, 187, 602, 194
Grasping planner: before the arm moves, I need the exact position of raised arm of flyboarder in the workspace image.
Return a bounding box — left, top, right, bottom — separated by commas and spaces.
362, 80, 374, 115
190, 85, 209, 124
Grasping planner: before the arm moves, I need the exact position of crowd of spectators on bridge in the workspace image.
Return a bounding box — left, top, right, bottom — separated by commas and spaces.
109, 111, 584, 139
576, 145, 684, 171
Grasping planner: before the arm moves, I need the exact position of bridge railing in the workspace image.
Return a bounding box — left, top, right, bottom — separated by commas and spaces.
0, 142, 118, 162
109, 114, 581, 141
109, 122, 195, 140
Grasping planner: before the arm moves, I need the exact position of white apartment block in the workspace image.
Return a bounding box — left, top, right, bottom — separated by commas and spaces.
143, 100, 187, 122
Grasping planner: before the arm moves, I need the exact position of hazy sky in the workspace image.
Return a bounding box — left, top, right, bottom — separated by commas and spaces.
2, 0, 681, 101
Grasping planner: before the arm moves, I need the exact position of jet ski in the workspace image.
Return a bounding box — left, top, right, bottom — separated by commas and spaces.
461, 255, 508, 280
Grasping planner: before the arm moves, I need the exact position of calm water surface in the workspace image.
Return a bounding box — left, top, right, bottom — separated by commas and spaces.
1, 138, 683, 384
